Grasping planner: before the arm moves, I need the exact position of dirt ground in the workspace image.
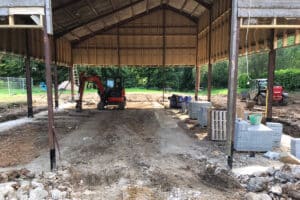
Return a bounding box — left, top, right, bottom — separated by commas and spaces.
0, 94, 246, 199
0, 92, 298, 199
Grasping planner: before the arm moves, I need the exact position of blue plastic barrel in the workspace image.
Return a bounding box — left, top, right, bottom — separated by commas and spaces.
39, 82, 47, 91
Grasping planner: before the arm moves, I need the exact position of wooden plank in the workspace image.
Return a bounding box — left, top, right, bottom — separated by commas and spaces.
282, 31, 288, 47
240, 24, 300, 29
9, 7, 44, 15
238, 0, 300, 8
0, 0, 44, 7
238, 8, 300, 18
295, 30, 300, 44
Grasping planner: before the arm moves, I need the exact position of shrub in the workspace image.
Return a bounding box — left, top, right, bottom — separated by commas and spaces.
238, 74, 250, 88
275, 68, 300, 91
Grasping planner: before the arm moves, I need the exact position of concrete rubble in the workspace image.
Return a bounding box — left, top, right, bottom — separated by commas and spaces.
237, 164, 300, 200
0, 167, 72, 200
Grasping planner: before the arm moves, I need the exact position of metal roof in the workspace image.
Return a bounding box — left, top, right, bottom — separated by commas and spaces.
52, 0, 213, 41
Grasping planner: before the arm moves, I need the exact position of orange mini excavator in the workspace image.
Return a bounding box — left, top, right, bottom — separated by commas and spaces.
75, 73, 126, 111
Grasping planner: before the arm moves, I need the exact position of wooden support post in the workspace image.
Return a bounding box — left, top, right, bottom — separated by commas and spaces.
25, 30, 33, 118
207, 8, 213, 102
295, 30, 300, 44
54, 39, 59, 109
117, 26, 121, 74
162, 7, 166, 105
43, 21, 56, 171
226, 0, 240, 169
70, 65, 75, 101
266, 29, 276, 122
195, 25, 200, 101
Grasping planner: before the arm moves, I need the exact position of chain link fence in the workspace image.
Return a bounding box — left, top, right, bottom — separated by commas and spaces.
0, 77, 33, 95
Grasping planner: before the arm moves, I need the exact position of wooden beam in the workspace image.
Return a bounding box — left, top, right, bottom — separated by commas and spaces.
74, 46, 196, 50
194, 0, 211, 9
72, 6, 197, 45
163, 4, 198, 23
85, 0, 99, 16
55, 0, 146, 37
25, 30, 33, 118
195, 25, 200, 101
226, 0, 239, 169
146, 0, 150, 13
53, 0, 83, 11
181, 0, 188, 12
296, 30, 300, 44
266, 29, 276, 122
190, 4, 199, 16
207, 8, 212, 102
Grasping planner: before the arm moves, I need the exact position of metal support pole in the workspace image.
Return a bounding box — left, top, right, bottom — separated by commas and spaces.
25, 30, 33, 118
207, 8, 213, 102
266, 30, 276, 122
53, 40, 59, 109
43, 22, 56, 171
195, 25, 200, 101
226, 0, 240, 169
70, 65, 75, 101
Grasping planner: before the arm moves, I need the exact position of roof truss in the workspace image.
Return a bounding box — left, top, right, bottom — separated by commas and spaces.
54, 0, 210, 39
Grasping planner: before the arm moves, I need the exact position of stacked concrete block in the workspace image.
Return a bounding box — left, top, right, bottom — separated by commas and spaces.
234, 120, 273, 152
181, 102, 187, 113
188, 101, 212, 120
197, 106, 211, 127
291, 138, 300, 159
266, 122, 283, 148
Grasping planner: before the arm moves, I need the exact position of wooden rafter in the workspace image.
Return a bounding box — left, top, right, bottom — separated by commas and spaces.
72, 5, 197, 45
53, 0, 83, 11
163, 4, 198, 23
194, 0, 211, 9
190, 4, 200, 16
146, 0, 149, 13
85, 0, 99, 16
180, 0, 188, 12
55, 0, 145, 37
109, 0, 120, 21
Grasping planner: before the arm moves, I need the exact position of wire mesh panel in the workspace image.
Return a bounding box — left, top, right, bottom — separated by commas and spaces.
0, 77, 33, 95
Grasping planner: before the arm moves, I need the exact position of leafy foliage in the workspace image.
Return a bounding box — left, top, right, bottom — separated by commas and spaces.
274, 69, 300, 91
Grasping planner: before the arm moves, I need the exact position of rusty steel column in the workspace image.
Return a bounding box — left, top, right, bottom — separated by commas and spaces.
266, 30, 276, 122
226, 0, 240, 169
207, 8, 213, 102
70, 65, 75, 101
53, 40, 59, 109
43, 25, 56, 171
195, 25, 200, 101
25, 30, 33, 118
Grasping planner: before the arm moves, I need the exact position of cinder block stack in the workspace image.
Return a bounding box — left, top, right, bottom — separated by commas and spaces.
266, 122, 283, 148
197, 106, 212, 127
291, 138, 300, 159
234, 120, 273, 152
188, 101, 212, 120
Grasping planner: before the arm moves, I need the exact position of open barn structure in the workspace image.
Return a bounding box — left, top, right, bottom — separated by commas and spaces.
0, 0, 300, 169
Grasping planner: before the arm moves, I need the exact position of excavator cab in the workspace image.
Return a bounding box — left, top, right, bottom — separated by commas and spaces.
75, 73, 126, 112
99, 77, 126, 110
